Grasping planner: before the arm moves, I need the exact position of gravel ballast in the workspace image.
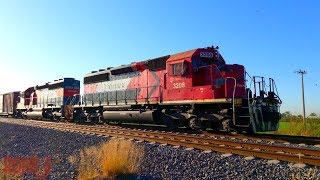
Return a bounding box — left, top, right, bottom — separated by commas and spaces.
0, 119, 319, 179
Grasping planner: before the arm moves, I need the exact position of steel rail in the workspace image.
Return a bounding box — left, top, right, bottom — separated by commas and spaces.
38, 122, 320, 157
43, 125, 320, 166
6, 118, 320, 146
2, 119, 320, 166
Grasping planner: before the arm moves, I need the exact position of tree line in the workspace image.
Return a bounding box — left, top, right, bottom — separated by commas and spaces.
281, 111, 318, 119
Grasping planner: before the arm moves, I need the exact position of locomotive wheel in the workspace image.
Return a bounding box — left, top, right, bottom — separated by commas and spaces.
22, 114, 27, 120
164, 116, 179, 130
166, 120, 179, 130
182, 120, 191, 129
210, 122, 220, 132
246, 123, 255, 135
53, 115, 60, 122
16, 111, 23, 119
75, 113, 84, 124
188, 117, 205, 130
220, 119, 231, 132
97, 115, 104, 124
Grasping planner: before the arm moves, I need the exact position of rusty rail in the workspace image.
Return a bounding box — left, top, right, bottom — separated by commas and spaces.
1, 118, 320, 167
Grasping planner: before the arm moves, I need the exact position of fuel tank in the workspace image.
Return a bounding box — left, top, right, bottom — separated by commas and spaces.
26, 108, 43, 118
103, 110, 155, 123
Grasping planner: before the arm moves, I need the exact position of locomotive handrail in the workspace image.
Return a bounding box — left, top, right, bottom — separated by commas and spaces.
247, 78, 254, 125
224, 77, 237, 127
245, 71, 253, 82
199, 65, 244, 127
269, 78, 282, 105
246, 72, 254, 104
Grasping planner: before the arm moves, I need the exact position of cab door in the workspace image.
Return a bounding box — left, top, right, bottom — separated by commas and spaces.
165, 60, 193, 101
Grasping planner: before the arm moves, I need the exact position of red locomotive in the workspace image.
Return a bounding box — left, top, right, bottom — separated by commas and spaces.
70, 46, 281, 133
0, 46, 281, 133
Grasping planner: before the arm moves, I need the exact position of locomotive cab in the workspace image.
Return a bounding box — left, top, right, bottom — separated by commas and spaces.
164, 46, 281, 132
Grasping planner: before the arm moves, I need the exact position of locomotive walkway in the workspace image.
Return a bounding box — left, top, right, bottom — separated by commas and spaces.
1, 118, 320, 167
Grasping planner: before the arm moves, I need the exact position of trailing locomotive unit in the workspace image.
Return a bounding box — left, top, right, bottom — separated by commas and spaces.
73, 46, 281, 133
16, 78, 80, 120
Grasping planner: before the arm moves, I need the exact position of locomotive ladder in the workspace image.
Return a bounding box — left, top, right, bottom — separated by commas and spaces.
213, 65, 250, 129
235, 74, 254, 129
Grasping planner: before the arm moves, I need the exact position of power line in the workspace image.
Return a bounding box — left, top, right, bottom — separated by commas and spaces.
295, 69, 307, 124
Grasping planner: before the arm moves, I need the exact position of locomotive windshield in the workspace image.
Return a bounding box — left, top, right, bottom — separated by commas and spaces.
192, 57, 225, 70
192, 51, 225, 70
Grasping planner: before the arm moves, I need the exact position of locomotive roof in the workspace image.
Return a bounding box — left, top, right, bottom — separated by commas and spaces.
84, 69, 110, 78
48, 78, 75, 85
22, 78, 77, 91
167, 49, 197, 62
167, 47, 221, 63
85, 47, 220, 77
0, 91, 20, 96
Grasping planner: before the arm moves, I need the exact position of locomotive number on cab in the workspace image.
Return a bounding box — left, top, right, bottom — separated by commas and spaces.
173, 82, 186, 89
200, 52, 214, 58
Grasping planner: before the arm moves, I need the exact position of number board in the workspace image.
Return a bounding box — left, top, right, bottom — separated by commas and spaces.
200, 52, 214, 58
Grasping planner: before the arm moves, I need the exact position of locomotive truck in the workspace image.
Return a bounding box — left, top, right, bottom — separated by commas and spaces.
1, 46, 281, 133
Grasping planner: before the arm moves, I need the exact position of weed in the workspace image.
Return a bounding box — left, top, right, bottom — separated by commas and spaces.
69, 139, 144, 180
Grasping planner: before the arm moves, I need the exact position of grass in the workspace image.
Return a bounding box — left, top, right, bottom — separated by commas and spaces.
276, 118, 320, 137
68, 139, 144, 180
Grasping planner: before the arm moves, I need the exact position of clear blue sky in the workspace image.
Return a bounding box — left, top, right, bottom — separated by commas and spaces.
0, 1, 319, 115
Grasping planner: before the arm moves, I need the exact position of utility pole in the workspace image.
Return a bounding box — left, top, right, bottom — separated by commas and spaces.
295, 69, 307, 124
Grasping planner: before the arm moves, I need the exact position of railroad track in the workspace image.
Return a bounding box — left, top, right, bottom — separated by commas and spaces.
248, 133, 320, 146
1, 118, 320, 167
3, 117, 319, 145
97, 122, 320, 145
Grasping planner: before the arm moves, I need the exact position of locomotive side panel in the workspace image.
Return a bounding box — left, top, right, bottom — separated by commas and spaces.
134, 69, 164, 103
83, 67, 166, 106
36, 87, 64, 107
84, 70, 140, 106
223, 65, 246, 98
63, 78, 80, 105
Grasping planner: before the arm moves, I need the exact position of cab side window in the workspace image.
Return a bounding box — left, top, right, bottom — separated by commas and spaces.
171, 63, 185, 75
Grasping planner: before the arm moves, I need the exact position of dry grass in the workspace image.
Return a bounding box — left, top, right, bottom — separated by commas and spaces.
290, 168, 320, 179
69, 139, 144, 180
